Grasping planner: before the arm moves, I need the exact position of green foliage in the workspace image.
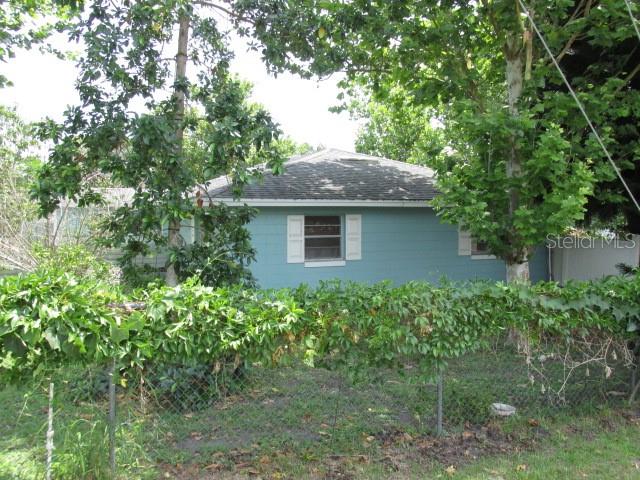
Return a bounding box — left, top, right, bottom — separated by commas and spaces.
293, 276, 640, 374
0, 271, 122, 378
173, 204, 256, 288
134, 278, 303, 369
0, 1, 78, 88
268, 136, 316, 159
0, 272, 305, 382
1, 269, 638, 387
120, 264, 164, 291
293, 280, 501, 374
34, 244, 117, 283
346, 86, 446, 165
431, 106, 594, 265
32, 2, 285, 282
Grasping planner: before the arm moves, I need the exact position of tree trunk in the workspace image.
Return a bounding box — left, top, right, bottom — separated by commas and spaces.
504, 34, 530, 284
165, 13, 190, 287
506, 260, 530, 283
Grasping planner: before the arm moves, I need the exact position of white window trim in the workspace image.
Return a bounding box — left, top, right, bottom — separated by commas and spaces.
304, 260, 346, 268
471, 254, 496, 260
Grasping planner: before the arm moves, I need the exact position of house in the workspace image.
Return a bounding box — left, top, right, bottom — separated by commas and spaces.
200, 148, 549, 289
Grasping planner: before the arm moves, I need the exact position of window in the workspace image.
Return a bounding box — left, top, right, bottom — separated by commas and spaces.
471, 238, 491, 256
304, 215, 342, 261
287, 214, 360, 265
458, 228, 494, 259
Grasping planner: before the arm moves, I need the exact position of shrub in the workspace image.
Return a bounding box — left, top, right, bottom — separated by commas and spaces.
1, 269, 638, 394
34, 245, 120, 283
0, 273, 304, 382
293, 280, 508, 373
173, 204, 257, 288
0, 271, 123, 379
293, 276, 640, 376
133, 278, 303, 368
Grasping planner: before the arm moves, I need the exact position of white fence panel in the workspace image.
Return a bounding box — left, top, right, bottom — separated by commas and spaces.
551, 235, 639, 284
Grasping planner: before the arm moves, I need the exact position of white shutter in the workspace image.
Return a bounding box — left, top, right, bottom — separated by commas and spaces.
458, 227, 472, 256
345, 214, 362, 260
287, 215, 304, 263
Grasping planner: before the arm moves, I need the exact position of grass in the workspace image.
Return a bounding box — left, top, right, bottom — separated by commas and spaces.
456, 419, 640, 479
0, 350, 636, 479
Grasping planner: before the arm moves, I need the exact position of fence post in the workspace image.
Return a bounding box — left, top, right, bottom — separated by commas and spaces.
436, 369, 444, 436
46, 381, 54, 480
108, 358, 117, 477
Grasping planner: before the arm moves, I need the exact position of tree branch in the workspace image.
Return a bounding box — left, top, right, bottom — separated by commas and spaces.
616, 61, 640, 93
556, 0, 593, 63
192, 0, 256, 26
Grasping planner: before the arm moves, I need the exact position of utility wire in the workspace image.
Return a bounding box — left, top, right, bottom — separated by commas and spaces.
518, 0, 640, 214
623, 0, 640, 43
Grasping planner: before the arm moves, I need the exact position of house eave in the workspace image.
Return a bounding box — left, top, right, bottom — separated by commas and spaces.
205, 198, 433, 208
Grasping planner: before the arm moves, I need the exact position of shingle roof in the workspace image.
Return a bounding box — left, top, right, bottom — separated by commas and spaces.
203, 148, 437, 202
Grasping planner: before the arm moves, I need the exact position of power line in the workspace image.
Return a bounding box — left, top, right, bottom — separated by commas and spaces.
623, 0, 640, 43
518, 0, 640, 214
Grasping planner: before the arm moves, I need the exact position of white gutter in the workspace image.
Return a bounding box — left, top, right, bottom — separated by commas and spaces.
204, 198, 433, 208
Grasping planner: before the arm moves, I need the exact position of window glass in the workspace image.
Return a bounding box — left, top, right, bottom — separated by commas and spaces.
472, 238, 490, 255
304, 215, 341, 260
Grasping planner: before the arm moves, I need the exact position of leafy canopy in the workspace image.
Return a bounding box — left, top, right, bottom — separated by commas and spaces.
32, 0, 285, 279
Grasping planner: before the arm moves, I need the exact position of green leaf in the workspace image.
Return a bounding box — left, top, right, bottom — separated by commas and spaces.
43, 328, 60, 351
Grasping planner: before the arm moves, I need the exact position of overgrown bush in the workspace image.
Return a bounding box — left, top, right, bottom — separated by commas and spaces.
293, 280, 504, 373
173, 204, 257, 288
0, 273, 304, 382
292, 277, 640, 387
34, 244, 120, 283
0, 271, 122, 379
1, 269, 638, 398
132, 278, 303, 368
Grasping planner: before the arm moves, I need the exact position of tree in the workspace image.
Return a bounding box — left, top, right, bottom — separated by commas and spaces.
345, 86, 445, 164
33, 1, 285, 286
232, 0, 639, 282
349, 1, 640, 237
0, 106, 42, 271
545, 0, 640, 234
0, 1, 80, 87
269, 136, 316, 159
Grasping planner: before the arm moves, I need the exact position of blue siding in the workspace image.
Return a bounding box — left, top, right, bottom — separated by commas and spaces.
246, 207, 549, 289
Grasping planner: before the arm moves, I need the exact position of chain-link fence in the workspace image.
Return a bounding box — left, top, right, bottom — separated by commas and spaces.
1, 345, 637, 479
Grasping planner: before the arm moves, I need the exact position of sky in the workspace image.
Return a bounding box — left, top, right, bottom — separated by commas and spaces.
0, 28, 361, 151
